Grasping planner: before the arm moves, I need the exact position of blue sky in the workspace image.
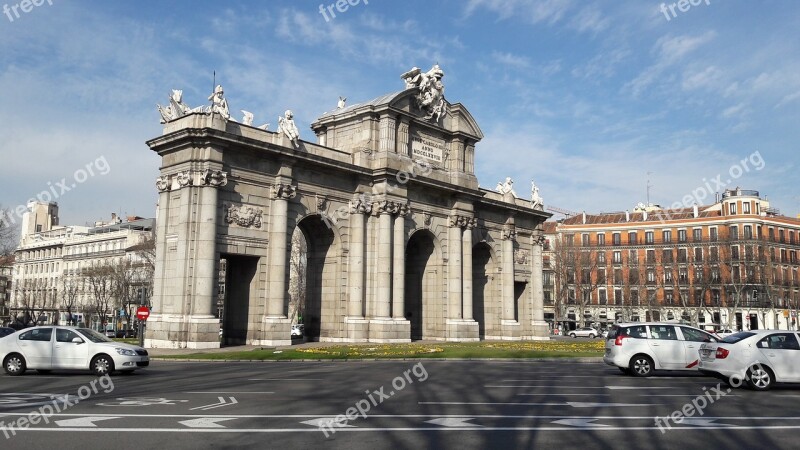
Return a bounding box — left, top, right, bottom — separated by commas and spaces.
1, 0, 798, 227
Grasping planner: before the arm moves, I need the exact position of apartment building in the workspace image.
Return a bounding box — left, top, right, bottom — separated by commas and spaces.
544, 188, 800, 332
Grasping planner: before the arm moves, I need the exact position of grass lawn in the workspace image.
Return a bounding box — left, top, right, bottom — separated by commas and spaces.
154, 340, 605, 361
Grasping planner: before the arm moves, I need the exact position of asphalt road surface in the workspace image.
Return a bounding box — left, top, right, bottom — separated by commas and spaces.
1, 359, 799, 449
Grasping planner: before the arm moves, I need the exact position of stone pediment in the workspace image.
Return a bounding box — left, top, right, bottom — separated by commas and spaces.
313, 89, 483, 143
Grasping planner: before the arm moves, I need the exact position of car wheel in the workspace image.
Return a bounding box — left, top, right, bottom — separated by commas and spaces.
589, 334, 596, 339
3, 354, 26, 376
630, 354, 654, 377
746, 364, 773, 391
618, 367, 632, 375
91, 354, 115, 377
570, 333, 576, 338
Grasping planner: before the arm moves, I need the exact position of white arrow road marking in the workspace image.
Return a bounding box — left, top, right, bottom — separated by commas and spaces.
426, 418, 481, 428
681, 418, 737, 427
567, 402, 651, 408
552, 418, 610, 428
300, 418, 356, 428
190, 397, 238, 411
178, 418, 237, 428
55, 417, 121, 427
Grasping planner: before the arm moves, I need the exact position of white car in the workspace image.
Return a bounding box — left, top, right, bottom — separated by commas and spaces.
699, 330, 800, 391
0, 326, 149, 376
604, 322, 718, 376
291, 324, 304, 337
714, 329, 736, 339
569, 327, 601, 338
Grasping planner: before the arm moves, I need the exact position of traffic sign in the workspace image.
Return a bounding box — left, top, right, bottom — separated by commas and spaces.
136, 306, 150, 321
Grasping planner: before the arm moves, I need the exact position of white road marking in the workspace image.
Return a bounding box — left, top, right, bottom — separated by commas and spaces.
551, 418, 609, 428
680, 418, 736, 427
426, 418, 481, 427
518, 394, 610, 397
185, 392, 272, 394
248, 379, 323, 381
190, 397, 238, 411
485, 385, 606, 389
300, 418, 356, 428
55, 417, 121, 427
178, 418, 238, 428
567, 402, 651, 408
646, 394, 739, 397
605, 386, 677, 390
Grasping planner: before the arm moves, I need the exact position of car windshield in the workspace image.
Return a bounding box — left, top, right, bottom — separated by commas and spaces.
722, 331, 755, 344
77, 328, 113, 343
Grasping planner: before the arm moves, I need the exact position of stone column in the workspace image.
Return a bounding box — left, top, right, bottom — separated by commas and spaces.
379, 114, 397, 153
462, 219, 475, 320
348, 199, 368, 318
259, 182, 295, 346
448, 216, 463, 319
502, 225, 516, 321
531, 232, 550, 339
376, 202, 394, 318
392, 204, 408, 319
267, 183, 295, 316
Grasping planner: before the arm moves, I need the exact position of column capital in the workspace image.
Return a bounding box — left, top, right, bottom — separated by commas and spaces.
532, 232, 546, 247
448, 214, 475, 229
373, 200, 408, 217
502, 225, 517, 241
271, 183, 297, 200
350, 194, 373, 215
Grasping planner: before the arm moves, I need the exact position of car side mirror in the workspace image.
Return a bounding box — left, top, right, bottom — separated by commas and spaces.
72, 337, 84, 344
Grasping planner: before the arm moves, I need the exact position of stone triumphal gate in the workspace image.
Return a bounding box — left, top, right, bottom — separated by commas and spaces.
145, 66, 551, 348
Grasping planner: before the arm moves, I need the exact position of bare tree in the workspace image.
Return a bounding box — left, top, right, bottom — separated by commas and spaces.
83, 262, 117, 330
0, 205, 18, 257
59, 273, 83, 325
12, 277, 53, 328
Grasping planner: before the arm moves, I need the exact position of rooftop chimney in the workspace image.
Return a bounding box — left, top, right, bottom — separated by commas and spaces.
693, 205, 698, 218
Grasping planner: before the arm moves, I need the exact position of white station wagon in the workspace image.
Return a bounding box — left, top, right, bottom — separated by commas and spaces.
0, 326, 149, 376
604, 322, 718, 376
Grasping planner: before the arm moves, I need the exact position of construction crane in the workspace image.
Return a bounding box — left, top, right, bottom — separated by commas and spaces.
546, 205, 581, 218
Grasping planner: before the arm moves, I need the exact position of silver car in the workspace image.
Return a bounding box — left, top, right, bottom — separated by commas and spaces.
569, 327, 601, 338
0, 326, 149, 376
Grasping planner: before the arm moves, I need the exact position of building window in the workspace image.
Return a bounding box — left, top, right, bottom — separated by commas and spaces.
743, 202, 751, 214
694, 247, 703, 262
664, 270, 673, 282
693, 228, 702, 242
779, 229, 785, 243
613, 251, 622, 263
613, 233, 621, 245
769, 228, 775, 241
599, 289, 607, 305
710, 246, 718, 262
712, 268, 720, 282
614, 269, 623, 285
647, 269, 655, 284
597, 268, 606, 284
565, 234, 574, 245
582, 234, 590, 246
628, 232, 638, 245
629, 268, 639, 283
731, 246, 739, 260
614, 289, 622, 305
597, 233, 605, 245
729, 226, 739, 240
694, 266, 703, 281
744, 225, 753, 239
663, 230, 672, 243
665, 291, 674, 305
678, 248, 687, 263
645, 231, 654, 244
710, 227, 718, 242
630, 289, 639, 305
678, 229, 687, 242
730, 202, 737, 214
628, 249, 638, 263
597, 251, 606, 263
647, 249, 656, 263
679, 268, 688, 282
662, 249, 673, 263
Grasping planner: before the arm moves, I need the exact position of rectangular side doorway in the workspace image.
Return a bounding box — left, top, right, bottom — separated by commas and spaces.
221, 255, 259, 346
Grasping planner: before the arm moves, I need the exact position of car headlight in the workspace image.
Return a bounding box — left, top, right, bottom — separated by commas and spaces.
115, 348, 137, 356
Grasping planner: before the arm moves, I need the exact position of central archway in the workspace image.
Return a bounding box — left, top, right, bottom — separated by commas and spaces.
404, 230, 442, 340
296, 215, 339, 341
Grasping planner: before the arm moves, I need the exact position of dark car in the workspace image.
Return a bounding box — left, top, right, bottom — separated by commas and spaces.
0, 327, 16, 338
116, 329, 137, 338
